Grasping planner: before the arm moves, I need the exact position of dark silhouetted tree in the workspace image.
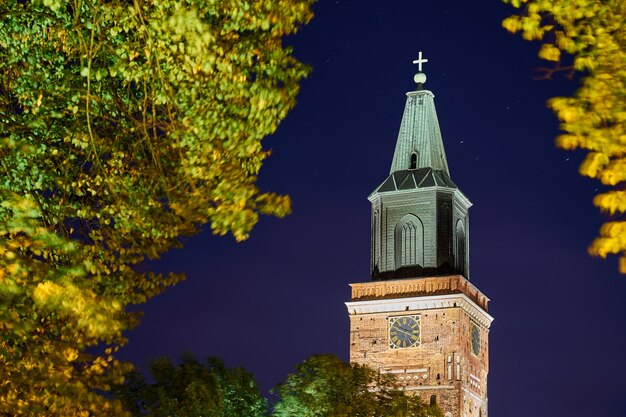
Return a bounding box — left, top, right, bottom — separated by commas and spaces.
115, 354, 266, 417
272, 355, 443, 417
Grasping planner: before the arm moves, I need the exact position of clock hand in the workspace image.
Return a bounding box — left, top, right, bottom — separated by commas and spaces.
394, 327, 417, 338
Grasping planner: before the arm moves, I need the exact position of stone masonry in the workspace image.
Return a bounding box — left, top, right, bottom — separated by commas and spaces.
346, 275, 493, 417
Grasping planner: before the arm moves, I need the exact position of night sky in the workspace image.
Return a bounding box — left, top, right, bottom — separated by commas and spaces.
118, 2, 626, 416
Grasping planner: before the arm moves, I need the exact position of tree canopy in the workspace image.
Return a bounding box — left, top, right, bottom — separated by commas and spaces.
0, 0, 313, 414
502, 0, 626, 272
114, 354, 266, 417
115, 354, 442, 417
272, 355, 442, 417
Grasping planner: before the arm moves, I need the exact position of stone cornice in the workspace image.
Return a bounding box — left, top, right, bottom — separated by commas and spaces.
462, 387, 487, 405
345, 293, 494, 329
350, 275, 489, 311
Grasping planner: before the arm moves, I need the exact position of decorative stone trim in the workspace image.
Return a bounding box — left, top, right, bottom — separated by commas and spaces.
403, 385, 455, 391
405, 368, 428, 373
345, 292, 493, 328
462, 387, 487, 405
383, 369, 407, 374
350, 275, 489, 311
381, 368, 429, 378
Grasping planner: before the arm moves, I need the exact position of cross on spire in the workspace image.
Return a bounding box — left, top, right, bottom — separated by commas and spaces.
412, 51, 428, 72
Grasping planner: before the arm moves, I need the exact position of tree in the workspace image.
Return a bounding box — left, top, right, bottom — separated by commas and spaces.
0, 0, 313, 414
502, 0, 626, 272
272, 355, 442, 417
114, 354, 266, 417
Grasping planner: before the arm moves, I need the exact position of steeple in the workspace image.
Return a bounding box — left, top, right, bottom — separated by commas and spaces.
369, 54, 472, 280
389, 90, 450, 175
390, 51, 449, 175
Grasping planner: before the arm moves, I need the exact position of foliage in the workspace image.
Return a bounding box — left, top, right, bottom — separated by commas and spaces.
502, 0, 626, 271
272, 355, 442, 417
0, 0, 313, 414
114, 354, 266, 417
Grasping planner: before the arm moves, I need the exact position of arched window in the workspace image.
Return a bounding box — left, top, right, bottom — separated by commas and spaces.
394, 214, 424, 269
430, 395, 437, 405
455, 219, 466, 277
410, 152, 418, 169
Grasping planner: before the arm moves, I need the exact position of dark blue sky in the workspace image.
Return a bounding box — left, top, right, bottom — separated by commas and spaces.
118, 2, 626, 416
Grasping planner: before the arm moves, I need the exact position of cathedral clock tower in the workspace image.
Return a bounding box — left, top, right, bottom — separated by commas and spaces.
345, 54, 493, 417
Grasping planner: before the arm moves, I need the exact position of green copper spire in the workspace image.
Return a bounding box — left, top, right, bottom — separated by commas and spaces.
389, 53, 449, 175
389, 90, 450, 175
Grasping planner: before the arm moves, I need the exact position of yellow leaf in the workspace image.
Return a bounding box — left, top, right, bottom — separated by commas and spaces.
538, 43, 561, 61
579, 152, 609, 178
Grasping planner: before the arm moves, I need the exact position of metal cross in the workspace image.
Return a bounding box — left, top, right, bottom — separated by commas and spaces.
412, 51, 428, 72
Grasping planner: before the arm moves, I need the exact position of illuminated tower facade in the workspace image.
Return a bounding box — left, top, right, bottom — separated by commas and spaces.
345, 54, 493, 417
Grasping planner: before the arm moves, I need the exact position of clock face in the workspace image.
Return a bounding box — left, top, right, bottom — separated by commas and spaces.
470, 321, 481, 356
389, 315, 420, 349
